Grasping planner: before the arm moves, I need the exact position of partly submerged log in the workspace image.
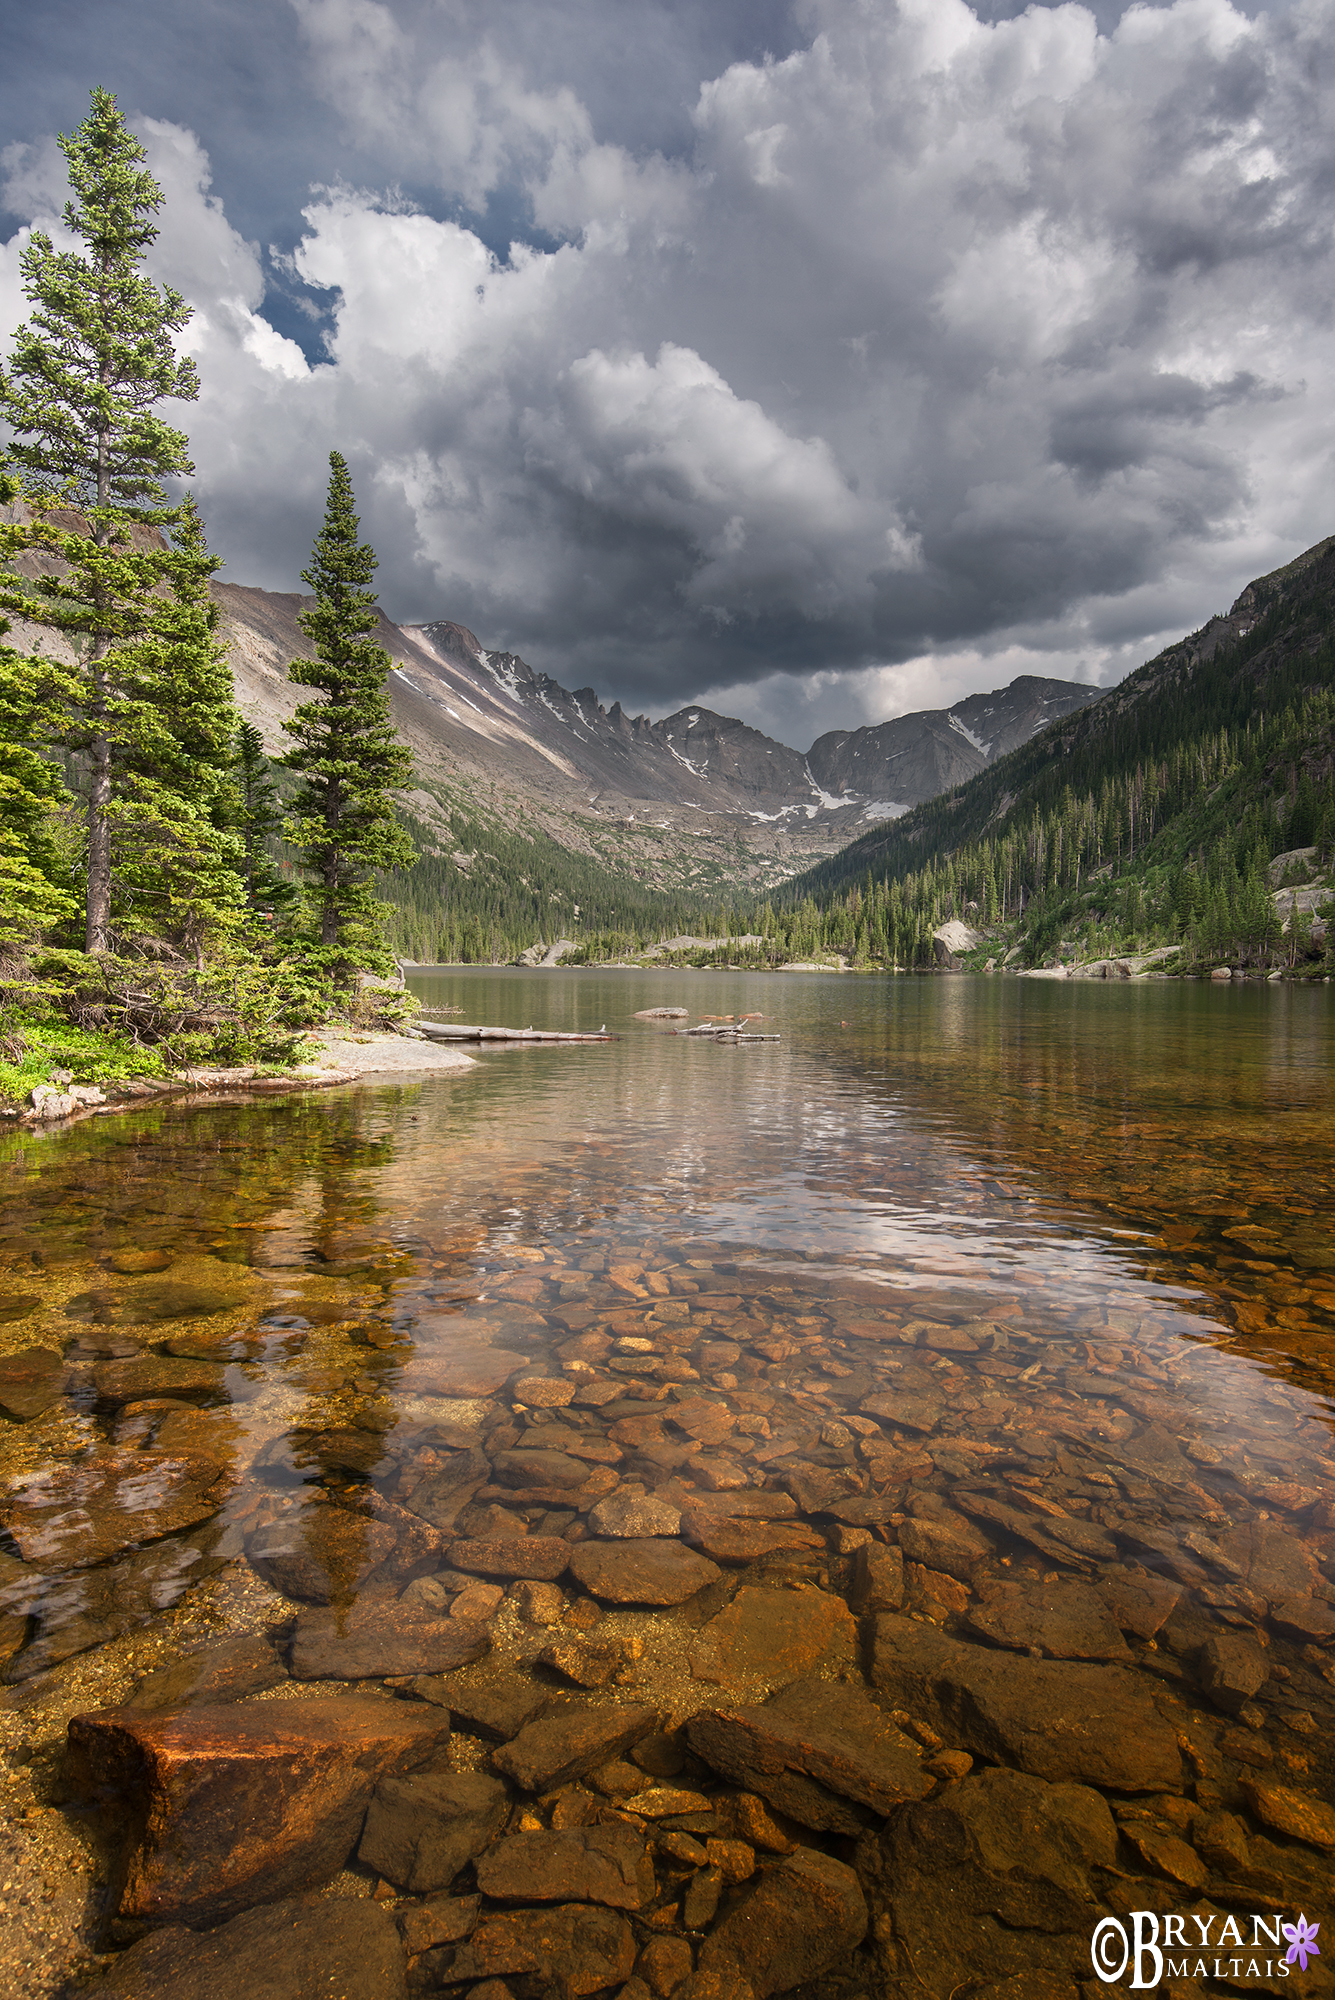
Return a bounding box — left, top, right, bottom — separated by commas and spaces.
416, 1022, 617, 1044
673, 1025, 780, 1042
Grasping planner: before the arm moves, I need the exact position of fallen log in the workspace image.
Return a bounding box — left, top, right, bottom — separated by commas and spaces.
416, 1022, 617, 1044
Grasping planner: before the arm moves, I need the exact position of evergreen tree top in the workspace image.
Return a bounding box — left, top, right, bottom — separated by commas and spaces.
0, 86, 197, 524
298, 450, 380, 638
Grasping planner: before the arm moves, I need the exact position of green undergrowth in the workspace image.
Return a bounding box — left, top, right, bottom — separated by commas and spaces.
0, 1011, 167, 1106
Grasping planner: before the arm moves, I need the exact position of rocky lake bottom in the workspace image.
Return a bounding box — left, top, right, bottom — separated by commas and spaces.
0, 971, 1332, 2000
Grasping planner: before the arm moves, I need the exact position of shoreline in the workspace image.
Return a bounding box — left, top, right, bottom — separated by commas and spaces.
2, 1030, 477, 1132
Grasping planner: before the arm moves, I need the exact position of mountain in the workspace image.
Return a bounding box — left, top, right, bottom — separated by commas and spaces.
806, 676, 1102, 806
218, 581, 1100, 901
758, 533, 1335, 975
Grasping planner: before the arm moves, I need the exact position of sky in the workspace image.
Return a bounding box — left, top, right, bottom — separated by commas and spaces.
1, 0, 1332, 748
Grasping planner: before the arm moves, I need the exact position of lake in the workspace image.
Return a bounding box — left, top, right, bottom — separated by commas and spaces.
1, 971, 1332, 1994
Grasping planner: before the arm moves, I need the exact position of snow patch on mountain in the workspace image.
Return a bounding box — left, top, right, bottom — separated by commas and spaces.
947, 712, 989, 756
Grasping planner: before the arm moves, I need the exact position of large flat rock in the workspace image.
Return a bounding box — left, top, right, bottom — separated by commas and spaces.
93, 1896, 407, 1999
966, 1579, 1131, 1661
690, 1586, 857, 1687
289, 1603, 491, 1679
0, 1450, 232, 1570
449, 1534, 571, 1579
688, 1677, 926, 1832
870, 1614, 1182, 1791
400, 1346, 528, 1398
64, 1698, 450, 1927
568, 1538, 720, 1605
491, 1448, 593, 1490
94, 1354, 227, 1404
680, 1509, 823, 1566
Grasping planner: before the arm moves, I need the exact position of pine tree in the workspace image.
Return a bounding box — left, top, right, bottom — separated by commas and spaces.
235, 719, 295, 919
0, 641, 80, 951
282, 452, 414, 985
0, 88, 209, 954
107, 499, 245, 965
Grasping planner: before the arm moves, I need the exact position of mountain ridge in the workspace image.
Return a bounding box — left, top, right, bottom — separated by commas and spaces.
217, 576, 1103, 900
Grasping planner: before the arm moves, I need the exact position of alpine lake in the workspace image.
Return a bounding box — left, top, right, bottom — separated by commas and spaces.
0, 970, 1333, 1999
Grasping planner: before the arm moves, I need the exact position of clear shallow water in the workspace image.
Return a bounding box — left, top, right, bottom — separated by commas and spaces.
1, 973, 1333, 1887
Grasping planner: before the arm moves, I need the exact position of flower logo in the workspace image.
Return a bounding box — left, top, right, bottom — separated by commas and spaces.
1283, 1915, 1321, 1971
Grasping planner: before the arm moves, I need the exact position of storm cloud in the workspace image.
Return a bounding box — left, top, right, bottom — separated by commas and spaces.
2, 0, 1332, 740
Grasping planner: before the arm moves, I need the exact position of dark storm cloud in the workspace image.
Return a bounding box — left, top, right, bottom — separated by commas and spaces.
3, 0, 1334, 734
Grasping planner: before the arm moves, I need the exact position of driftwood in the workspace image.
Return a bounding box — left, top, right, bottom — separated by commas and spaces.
673, 1024, 780, 1042
416, 1021, 616, 1044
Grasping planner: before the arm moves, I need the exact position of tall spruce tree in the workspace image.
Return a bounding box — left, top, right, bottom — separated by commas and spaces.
0, 87, 219, 954
235, 719, 295, 918
282, 453, 413, 984
107, 498, 245, 964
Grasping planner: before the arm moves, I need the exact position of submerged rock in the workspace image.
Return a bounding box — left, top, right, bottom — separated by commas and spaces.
247, 1511, 400, 1604
64, 1697, 450, 1927
123, 1634, 287, 1709
679, 1509, 823, 1566
475, 1823, 656, 1908
0, 1346, 65, 1422
449, 1533, 571, 1579
444, 1673, 558, 1740
966, 1579, 1131, 1661
698, 1849, 867, 1999
3, 1536, 214, 1680
569, 1538, 720, 1605
688, 1677, 926, 1832
493, 1703, 658, 1791
93, 1896, 408, 2000
690, 1586, 857, 1687
588, 1490, 683, 1538
94, 1354, 228, 1404
448, 1902, 638, 1995
878, 1766, 1119, 1994
289, 1603, 491, 1679
358, 1768, 508, 1893
870, 1615, 1182, 1790
400, 1346, 529, 1398
1198, 1631, 1269, 1715
0, 1450, 232, 1571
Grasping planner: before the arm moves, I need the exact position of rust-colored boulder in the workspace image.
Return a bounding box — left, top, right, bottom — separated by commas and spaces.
64, 1697, 450, 1928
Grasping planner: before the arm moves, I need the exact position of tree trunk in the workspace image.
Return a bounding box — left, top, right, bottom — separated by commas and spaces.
85, 659, 112, 954
87, 318, 114, 955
